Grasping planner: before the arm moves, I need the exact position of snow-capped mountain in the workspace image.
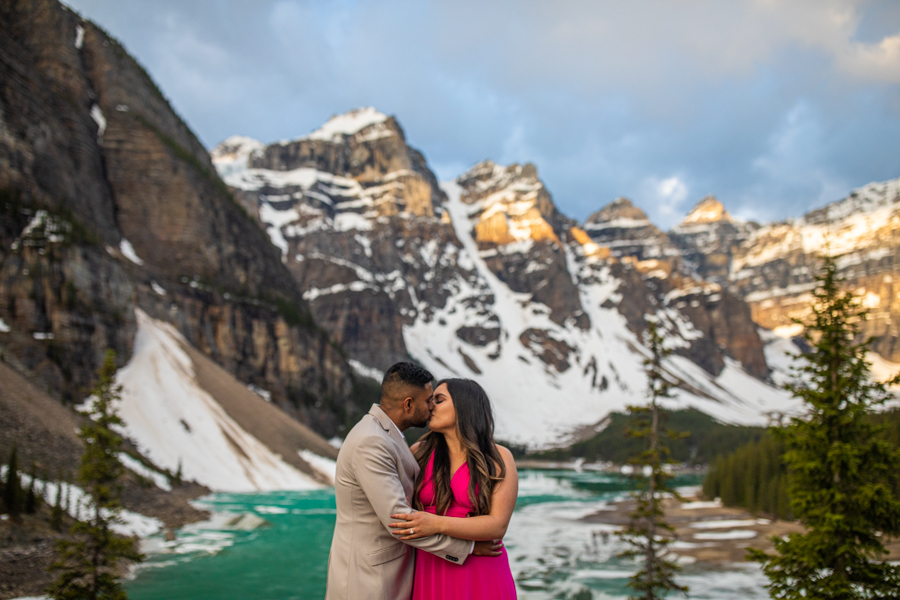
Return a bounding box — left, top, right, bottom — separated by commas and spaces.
577, 181, 900, 369
213, 112, 796, 447
728, 178, 900, 361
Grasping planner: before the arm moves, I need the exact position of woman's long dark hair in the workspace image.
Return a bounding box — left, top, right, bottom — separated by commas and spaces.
413, 378, 506, 517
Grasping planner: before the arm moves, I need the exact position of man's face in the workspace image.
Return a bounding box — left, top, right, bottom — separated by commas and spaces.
408, 382, 434, 428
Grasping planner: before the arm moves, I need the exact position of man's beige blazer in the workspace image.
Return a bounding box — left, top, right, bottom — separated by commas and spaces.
325, 404, 470, 600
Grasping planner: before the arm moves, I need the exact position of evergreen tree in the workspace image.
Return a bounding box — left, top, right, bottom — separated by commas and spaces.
3, 445, 22, 520
617, 321, 688, 599
63, 477, 71, 516
748, 255, 900, 599
51, 476, 65, 533
47, 350, 143, 600
25, 462, 39, 514
172, 459, 183, 487
702, 433, 791, 519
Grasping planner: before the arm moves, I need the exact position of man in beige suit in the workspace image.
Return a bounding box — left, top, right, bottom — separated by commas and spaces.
325, 362, 501, 600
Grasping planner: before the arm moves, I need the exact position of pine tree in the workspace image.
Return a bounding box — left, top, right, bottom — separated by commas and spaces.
172, 459, 183, 487
748, 255, 900, 599
63, 477, 71, 516
617, 321, 688, 599
47, 350, 143, 600
51, 475, 65, 533
24, 462, 39, 514
3, 445, 22, 520
702, 433, 792, 519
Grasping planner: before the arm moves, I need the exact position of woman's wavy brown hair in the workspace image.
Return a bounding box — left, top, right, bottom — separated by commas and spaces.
413, 378, 506, 517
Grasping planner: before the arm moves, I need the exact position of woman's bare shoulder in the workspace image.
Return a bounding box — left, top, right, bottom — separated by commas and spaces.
410, 441, 422, 453
494, 444, 516, 464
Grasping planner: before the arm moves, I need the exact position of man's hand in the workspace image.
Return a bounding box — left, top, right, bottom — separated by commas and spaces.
472, 539, 504, 557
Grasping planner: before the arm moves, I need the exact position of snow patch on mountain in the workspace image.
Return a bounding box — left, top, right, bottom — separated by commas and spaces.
300, 107, 389, 143
118, 452, 172, 491
119, 238, 143, 265
586, 218, 653, 230
209, 135, 265, 178
401, 182, 799, 447
2, 468, 163, 537
115, 310, 324, 492
90, 104, 106, 138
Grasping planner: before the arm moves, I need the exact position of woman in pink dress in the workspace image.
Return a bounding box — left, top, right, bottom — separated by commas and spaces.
389, 378, 518, 599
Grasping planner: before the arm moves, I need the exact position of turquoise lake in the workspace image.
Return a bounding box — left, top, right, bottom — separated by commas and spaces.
126, 470, 768, 599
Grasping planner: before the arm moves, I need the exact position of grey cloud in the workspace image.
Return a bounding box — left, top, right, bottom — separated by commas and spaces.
65, 0, 900, 228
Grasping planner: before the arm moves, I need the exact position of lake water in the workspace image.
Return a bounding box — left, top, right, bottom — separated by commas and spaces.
126, 470, 769, 599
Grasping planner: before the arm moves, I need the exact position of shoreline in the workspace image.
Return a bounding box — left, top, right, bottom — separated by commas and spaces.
582, 493, 900, 566
515, 458, 707, 476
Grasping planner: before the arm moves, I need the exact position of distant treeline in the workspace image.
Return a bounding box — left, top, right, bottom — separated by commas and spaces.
702, 407, 900, 519
702, 433, 791, 519
529, 408, 766, 465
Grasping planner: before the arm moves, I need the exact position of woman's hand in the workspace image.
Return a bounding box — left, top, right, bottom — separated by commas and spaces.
389, 511, 443, 540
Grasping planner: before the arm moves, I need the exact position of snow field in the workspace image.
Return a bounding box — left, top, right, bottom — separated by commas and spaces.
0, 467, 162, 537
114, 310, 326, 492
302, 107, 389, 142
404, 181, 800, 448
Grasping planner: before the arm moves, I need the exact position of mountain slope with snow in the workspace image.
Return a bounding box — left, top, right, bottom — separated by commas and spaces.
116, 310, 337, 492
213, 113, 798, 447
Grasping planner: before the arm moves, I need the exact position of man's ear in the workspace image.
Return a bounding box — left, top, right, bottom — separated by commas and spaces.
403, 397, 413, 412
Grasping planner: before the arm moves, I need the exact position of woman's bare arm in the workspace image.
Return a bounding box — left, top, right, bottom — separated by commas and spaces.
390, 445, 518, 542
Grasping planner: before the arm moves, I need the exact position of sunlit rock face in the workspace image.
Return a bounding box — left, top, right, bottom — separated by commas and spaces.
456, 161, 588, 329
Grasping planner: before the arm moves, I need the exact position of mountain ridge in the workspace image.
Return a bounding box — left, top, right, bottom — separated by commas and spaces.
213, 115, 802, 446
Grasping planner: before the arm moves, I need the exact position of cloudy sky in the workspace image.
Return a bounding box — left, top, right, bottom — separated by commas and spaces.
66, 0, 899, 227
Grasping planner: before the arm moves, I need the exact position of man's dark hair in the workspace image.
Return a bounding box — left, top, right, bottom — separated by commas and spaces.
381, 362, 434, 406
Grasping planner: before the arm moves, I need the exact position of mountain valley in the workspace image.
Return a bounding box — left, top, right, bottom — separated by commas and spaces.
2, 0, 899, 505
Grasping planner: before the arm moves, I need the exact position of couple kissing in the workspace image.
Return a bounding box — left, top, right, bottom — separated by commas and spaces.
325, 362, 518, 600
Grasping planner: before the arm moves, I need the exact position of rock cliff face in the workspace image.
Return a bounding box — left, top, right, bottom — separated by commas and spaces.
211, 113, 478, 371
584, 198, 675, 262
215, 127, 788, 446
457, 161, 588, 329
670, 196, 758, 284
0, 0, 365, 436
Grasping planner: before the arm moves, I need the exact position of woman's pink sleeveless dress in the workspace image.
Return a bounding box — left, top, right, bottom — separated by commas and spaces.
412, 452, 517, 599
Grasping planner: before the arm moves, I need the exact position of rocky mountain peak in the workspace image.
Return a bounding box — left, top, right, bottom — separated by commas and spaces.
582, 198, 673, 262
585, 197, 651, 226
458, 160, 542, 195
680, 195, 732, 225
457, 160, 565, 247
216, 108, 447, 236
